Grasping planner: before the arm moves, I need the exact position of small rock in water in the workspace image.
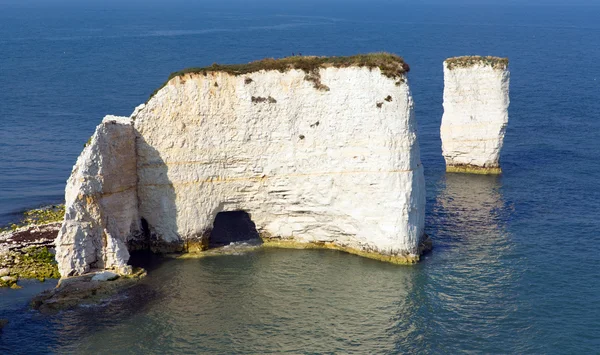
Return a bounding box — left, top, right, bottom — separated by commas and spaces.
1, 276, 16, 283
0, 268, 10, 277
0, 319, 8, 329
91, 271, 119, 282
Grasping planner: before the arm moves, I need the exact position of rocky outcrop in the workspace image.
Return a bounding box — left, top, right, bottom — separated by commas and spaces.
55, 116, 138, 276
57, 54, 428, 276
440, 56, 510, 174
0, 207, 63, 287
0, 222, 60, 253
30, 268, 146, 314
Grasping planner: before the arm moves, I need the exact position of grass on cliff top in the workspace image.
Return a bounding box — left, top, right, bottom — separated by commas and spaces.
147, 52, 409, 102
445, 56, 509, 70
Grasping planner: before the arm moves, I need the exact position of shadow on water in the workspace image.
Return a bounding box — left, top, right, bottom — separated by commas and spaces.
47, 249, 425, 354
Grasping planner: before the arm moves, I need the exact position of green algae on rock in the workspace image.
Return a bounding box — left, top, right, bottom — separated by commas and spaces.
0, 205, 64, 233
0, 247, 60, 287
0, 205, 64, 287
10, 247, 60, 281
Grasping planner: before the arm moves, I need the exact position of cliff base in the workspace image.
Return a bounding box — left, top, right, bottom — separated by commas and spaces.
260, 234, 432, 265
446, 164, 502, 175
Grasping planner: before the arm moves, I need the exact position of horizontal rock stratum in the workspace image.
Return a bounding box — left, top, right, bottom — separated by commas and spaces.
441, 56, 510, 174
55, 53, 429, 277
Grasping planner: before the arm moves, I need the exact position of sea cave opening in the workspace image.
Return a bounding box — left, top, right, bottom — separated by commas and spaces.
209, 211, 260, 248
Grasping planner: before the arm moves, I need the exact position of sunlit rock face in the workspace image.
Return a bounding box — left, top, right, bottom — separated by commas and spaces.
55, 116, 138, 276
57, 56, 428, 276
440, 56, 510, 174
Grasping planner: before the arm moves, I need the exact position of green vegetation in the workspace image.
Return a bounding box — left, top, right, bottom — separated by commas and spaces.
1, 247, 60, 287
445, 56, 509, 70
11, 247, 60, 281
84, 136, 92, 147
147, 52, 409, 101
1, 205, 65, 233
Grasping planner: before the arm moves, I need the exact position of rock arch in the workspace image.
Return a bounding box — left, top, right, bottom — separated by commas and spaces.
56, 55, 428, 277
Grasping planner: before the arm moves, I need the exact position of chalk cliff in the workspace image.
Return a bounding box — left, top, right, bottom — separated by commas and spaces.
55, 116, 138, 276
56, 54, 428, 276
440, 56, 510, 174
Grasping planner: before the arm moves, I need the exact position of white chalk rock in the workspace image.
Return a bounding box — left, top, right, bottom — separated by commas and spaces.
135, 65, 426, 261
91, 271, 119, 282
57, 55, 429, 276
55, 116, 138, 277
440, 56, 510, 174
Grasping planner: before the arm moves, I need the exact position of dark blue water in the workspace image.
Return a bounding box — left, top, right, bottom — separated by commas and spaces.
1, 1, 599, 353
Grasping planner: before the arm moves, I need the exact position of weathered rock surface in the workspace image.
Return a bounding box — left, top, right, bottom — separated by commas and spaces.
57, 54, 428, 276
440, 56, 510, 174
91, 270, 119, 282
55, 116, 138, 276
0, 222, 60, 254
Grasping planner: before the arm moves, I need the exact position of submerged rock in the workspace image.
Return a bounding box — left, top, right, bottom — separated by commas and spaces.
440, 56, 510, 174
0, 319, 8, 329
56, 54, 429, 276
31, 268, 146, 314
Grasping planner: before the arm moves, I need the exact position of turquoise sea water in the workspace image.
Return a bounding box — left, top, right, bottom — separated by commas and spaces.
1, 1, 599, 353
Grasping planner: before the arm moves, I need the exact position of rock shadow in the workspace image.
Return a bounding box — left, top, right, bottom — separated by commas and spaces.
130, 132, 180, 254
209, 211, 260, 248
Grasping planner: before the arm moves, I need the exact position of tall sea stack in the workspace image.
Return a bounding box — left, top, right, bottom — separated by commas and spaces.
440, 56, 510, 174
55, 54, 429, 277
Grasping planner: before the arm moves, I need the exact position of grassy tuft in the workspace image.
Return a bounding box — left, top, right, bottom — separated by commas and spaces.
147, 52, 408, 102
445, 56, 509, 70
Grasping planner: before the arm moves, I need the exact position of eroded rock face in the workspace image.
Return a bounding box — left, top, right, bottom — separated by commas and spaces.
135, 67, 426, 262
440, 56, 510, 174
55, 116, 138, 276
57, 60, 428, 276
